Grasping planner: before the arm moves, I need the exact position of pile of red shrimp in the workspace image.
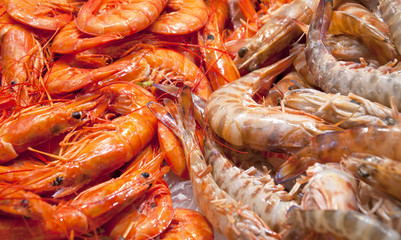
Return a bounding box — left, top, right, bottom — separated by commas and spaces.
2, 0, 401, 239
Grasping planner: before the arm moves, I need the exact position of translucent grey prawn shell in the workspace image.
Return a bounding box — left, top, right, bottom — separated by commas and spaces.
379, 0, 401, 54
305, 0, 401, 110
301, 162, 358, 211
342, 153, 401, 202
204, 135, 298, 232
282, 88, 397, 128
285, 207, 401, 240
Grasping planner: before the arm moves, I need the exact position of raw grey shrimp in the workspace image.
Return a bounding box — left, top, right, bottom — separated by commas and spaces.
206, 53, 341, 152
379, 0, 401, 54
358, 181, 401, 234
148, 87, 280, 240
276, 124, 401, 183
204, 134, 298, 232
285, 207, 401, 240
343, 153, 401, 202
329, 2, 398, 65
282, 88, 396, 128
330, 2, 390, 42
292, 44, 317, 87
305, 0, 401, 109
324, 35, 379, 65
301, 163, 358, 210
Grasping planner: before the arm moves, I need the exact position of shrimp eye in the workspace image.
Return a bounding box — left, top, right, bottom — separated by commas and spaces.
357, 164, 370, 178
350, 99, 361, 105
384, 116, 396, 125
238, 47, 248, 58
52, 176, 64, 186
206, 34, 214, 40
141, 172, 150, 178
72, 111, 82, 119
10, 80, 16, 85
21, 199, 29, 208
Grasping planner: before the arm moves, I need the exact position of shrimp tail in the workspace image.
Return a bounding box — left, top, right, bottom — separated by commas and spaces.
275, 146, 315, 184
147, 86, 196, 138
310, 0, 333, 41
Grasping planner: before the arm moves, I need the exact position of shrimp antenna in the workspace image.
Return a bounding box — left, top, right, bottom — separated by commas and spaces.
290, 79, 304, 89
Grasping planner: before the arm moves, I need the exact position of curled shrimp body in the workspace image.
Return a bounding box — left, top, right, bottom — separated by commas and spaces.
233, 0, 319, 71
344, 153, 401, 202
0, 154, 168, 238
283, 88, 396, 128
46, 48, 212, 100
50, 21, 122, 54
147, 0, 208, 35
305, 0, 401, 109
204, 135, 298, 232
379, 0, 401, 54
21, 84, 158, 198
0, 13, 44, 107
148, 87, 280, 240
330, 2, 390, 42
4, 0, 77, 31
276, 124, 401, 183
105, 180, 174, 240
329, 2, 397, 65
324, 35, 379, 64
159, 208, 214, 240
206, 54, 340, 152
0, 93, 104, 163
285, 207, 401, 240
76, 0, 168, 36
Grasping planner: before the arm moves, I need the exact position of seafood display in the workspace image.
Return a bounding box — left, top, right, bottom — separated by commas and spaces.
2, 0, 401, 239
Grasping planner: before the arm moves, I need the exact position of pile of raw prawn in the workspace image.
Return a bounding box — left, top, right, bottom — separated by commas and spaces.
1, 0, 401, 239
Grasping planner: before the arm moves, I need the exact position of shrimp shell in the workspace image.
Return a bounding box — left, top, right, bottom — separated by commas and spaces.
286, 207, 401, 240
306, 0, 401, 109
343, 153, 401, 202
204, 135, 298, 232
276, 124, 401, 183
379, 0, 401, 54
302, 163, 358, 210
283, 88, 396, 128
148, 87, 279, 240
206, 54, 340, 152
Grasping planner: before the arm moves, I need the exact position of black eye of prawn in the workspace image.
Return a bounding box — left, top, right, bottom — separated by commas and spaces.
238, 47, 248, 58
357, 164, 370, 178
72, 111, 82, 119
206, 34, 214, 40
141, 172, 150, 178
52, 176, 64, 186
10, 80, 16, 85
